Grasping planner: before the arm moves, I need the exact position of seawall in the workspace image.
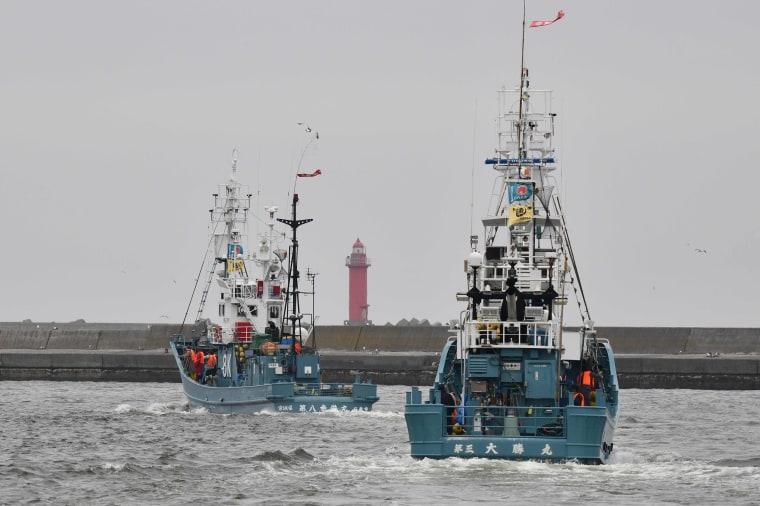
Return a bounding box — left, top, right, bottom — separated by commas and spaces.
1, 322, 759, 389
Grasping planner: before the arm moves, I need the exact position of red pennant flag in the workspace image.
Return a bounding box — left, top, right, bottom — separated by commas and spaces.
530, 10, 564, 28
297, 169, 322, 178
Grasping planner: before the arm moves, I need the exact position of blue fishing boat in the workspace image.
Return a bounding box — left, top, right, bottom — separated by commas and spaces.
170, 156, 378, 414
404, 16, 619, 463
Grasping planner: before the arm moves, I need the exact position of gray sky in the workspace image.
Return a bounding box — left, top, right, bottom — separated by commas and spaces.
2, 1, 759, 327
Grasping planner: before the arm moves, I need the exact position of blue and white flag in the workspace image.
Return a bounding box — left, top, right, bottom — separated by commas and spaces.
508, 183, 533, 203
227, 243, 244, 258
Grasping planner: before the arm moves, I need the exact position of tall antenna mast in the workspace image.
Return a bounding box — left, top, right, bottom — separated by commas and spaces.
277, 193, 313, 351
517, 0, 527, 170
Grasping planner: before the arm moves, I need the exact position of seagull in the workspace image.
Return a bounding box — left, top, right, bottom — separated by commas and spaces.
694, 248, 707, 253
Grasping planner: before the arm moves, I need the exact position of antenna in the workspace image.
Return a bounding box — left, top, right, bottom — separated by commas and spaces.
469, 98, 478, 241
293, 123, 319, 194
517, 0, 527, 172
306, 268, 318, 348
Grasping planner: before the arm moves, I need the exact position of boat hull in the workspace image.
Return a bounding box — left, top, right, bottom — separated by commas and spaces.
171, 341, 378, 414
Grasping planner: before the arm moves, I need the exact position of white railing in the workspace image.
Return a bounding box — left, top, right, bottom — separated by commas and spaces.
480, 264, 552, 293
464, 319, 558, 349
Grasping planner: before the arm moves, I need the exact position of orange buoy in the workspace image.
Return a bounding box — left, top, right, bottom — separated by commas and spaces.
260, 341, 276, 356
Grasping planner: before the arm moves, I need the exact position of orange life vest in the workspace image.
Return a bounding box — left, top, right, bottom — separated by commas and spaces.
579, 370, 594, 388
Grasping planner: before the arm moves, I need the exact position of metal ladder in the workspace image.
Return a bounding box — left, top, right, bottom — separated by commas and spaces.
195, 259, 218, 322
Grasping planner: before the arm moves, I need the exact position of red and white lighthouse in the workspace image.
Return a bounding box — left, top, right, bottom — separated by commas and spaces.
345, 238, 371, 325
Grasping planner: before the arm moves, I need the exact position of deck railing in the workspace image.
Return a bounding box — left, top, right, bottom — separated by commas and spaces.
464, 320, 558, 349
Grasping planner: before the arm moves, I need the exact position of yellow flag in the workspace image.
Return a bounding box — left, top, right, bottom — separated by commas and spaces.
227, 259, 244, 273
508, 204, 533, 226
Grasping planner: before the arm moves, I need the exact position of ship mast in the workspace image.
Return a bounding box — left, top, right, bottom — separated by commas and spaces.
277, 193, 313, 351
486, 3, 530, 249
517, 0, 527, 170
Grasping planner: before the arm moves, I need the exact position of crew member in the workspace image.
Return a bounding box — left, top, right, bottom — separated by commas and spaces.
202, 353, 217, 384
439, 385, 457, 434
265, 321, 280, 341
186, 348, 197, 380
194, 350, 205, 382
577, 366, 595, 401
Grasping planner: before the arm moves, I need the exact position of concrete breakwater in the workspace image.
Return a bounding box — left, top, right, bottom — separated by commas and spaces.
1, 322, 759, 389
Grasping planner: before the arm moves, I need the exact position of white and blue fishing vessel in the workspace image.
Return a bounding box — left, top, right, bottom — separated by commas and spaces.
170, 157, 378, 414
404, 21, 619, 464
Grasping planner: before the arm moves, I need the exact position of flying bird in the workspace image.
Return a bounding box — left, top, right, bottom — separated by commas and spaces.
694, 248, 707, 253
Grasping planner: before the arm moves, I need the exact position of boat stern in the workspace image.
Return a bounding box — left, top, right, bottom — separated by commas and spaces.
405, 387, 615, 464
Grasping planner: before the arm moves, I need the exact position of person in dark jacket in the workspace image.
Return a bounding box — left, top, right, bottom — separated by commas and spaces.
439, 385, 457, 433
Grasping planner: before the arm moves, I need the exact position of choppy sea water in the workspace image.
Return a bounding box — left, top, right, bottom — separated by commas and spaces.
1, 382, 759, 505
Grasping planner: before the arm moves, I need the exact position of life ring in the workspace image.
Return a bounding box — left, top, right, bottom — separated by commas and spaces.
214, 325, 222, 343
